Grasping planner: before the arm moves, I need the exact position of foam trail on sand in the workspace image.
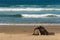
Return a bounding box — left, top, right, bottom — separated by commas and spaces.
0, 23, 60, 26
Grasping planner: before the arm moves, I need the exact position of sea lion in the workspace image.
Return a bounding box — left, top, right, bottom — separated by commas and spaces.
33, 26, 54, 35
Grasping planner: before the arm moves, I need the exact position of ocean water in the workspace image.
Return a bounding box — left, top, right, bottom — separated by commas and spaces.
0, 5, 60, 23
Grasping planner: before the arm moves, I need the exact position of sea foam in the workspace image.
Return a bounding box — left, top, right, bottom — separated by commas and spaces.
22, 14, 60, 18
0, 8, 60, 11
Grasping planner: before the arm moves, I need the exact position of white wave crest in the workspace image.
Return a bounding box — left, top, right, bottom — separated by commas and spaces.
22, 14, 60, 18
0, 8, 60, 11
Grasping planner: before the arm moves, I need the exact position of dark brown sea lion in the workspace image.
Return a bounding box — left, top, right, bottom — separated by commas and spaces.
33, 26, 55, 35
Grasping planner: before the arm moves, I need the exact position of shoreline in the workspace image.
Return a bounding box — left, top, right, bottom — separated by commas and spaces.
0, 23, 60, 25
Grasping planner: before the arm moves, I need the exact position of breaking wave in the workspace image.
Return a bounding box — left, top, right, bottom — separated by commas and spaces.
0, 5, 60, 11
0, 8, 60, 11
22, 14, 60, 18
0, 14, 60, 18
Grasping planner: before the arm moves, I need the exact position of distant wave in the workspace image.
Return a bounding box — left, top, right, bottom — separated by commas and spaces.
22, 14, 60, 18
10, 5, 60, 8
0, 14, 22, 17
0, 8, 60, 11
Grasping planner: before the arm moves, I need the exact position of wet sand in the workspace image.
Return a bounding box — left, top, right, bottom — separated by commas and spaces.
0, 24, 60, 40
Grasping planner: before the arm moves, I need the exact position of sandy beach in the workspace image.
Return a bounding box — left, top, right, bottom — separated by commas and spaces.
0, 24, 60, 40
